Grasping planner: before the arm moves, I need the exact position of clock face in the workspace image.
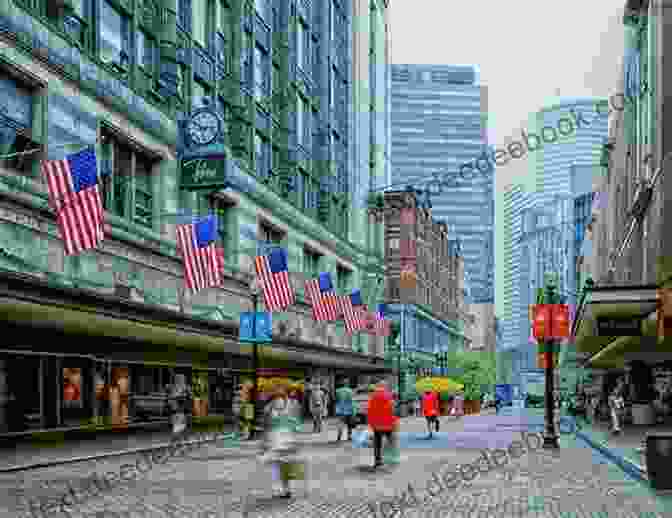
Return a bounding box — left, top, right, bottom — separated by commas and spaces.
187, 111, 219, 146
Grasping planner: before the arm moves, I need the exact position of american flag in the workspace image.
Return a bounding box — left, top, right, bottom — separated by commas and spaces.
255, 247, 295, 311
41, 147, 105, 255
305, 272, 338, 321
337, 290, 367, 334
375, 303, 391, 336
176, 215, 225, 293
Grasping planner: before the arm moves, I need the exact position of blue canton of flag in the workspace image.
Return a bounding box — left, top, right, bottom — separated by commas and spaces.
350, 289, 363, 307
195, 214, 217, 247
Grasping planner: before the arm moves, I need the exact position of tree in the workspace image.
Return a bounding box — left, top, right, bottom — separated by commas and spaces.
446, 349, 495, 400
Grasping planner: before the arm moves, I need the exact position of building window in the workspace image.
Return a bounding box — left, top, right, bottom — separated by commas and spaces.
0, 72, 38, 176
336, 265, 350, 293
260, 222, 283, 244
254, 44, 270, 102
255, 132, 270, 179
389, 238, 399, 250
296, 97, 304, 148
254, 0, 268, 21
136, 31, 156, 71
100, 0, 131, 71
303, 247, 320, 278
178, 0, 192, 31
100, 127, 157, 228
297, 18, 309, 72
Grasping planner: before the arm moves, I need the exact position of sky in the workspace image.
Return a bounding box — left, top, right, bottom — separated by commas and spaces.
388, 0, 626, 316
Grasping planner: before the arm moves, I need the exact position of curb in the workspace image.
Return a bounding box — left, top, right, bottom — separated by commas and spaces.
0, 431, 245, 474
574, 429, 648, 483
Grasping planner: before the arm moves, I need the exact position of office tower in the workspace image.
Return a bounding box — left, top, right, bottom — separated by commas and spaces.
390, 64, 493, 306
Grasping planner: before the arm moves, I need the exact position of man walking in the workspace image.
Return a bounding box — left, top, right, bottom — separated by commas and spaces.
335, 381, 355, 442
367, 381, 399, 469
422, 389, 440, 438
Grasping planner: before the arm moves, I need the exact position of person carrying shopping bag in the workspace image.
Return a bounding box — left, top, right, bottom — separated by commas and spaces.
262, 387, 302, 498
309, 384, 325, 433
335, 382, 355, 442
422, 390, 440, 438
367, 381, 399, 469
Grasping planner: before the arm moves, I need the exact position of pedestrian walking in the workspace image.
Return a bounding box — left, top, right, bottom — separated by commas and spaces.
262, 386, 302, 498
422, 389, 440, 437
367, 381, 399, 469
309, 384, 325, 433
335, 382, 355, 442
609, 378, 626, 435
169, 373, 192, 439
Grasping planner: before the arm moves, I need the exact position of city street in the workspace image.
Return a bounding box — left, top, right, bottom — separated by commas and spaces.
1, 412, 670, 518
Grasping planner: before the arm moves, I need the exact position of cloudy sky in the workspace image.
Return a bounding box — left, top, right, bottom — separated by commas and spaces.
389, 0, 626, 315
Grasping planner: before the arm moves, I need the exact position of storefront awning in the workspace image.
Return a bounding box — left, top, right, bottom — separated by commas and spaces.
0, 269, 390, 373
573, 284, 659, 369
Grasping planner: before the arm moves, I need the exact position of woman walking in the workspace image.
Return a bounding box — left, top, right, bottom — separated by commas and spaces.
262, 387, 302, 498
335, 382, 355, 442
422, 389, 440, 438
609, 378, 626, 435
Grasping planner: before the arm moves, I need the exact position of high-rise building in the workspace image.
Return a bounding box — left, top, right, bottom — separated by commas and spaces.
0, 0, 391, 437
390, 64, 493, 305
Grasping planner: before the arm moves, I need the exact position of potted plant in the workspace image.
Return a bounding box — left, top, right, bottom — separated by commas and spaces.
192, 373, 209, 417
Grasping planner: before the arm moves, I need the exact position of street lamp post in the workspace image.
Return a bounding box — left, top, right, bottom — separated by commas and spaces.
248, 278, 261, 440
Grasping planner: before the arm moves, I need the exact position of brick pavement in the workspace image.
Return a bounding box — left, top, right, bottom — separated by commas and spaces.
1, 415, 670, 518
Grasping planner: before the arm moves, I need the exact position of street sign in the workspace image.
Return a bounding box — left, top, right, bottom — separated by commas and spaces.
239, 312, 273, 343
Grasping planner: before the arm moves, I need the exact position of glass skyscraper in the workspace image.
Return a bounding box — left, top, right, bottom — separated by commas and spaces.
390, 64, 493, 304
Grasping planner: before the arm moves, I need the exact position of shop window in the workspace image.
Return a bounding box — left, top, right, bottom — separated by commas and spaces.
100, 127, 158, 229
0, 72, 39, 176
109, 366, 130, 426
0, 354, 41, 433
99, 0, 131, 73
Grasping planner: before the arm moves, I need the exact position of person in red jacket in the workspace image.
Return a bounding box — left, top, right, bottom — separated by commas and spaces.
422, 390, 440, 437
367, 381, 399, 468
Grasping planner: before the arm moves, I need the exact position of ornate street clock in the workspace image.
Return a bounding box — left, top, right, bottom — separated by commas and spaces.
187, 109, 220, 146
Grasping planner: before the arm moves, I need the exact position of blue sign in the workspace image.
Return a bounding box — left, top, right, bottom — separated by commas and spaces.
495, 384, 513, 404
239, 312, 272, 343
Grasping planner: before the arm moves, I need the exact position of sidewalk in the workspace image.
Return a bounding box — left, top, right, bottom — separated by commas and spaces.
0, 416, 360, 473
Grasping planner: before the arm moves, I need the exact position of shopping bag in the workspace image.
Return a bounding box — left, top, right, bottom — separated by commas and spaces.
383, 442, 400, 464
352, 429, 370, 448
172, 413, 186, 434
280, 461, 305, 480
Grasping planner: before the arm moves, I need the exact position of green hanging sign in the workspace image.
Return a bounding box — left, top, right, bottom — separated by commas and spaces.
181, 156, 227, 189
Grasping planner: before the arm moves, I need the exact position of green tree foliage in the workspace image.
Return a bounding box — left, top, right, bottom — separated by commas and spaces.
446, 349, 496, 400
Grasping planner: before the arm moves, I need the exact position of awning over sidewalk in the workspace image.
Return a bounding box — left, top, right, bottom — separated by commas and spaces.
573, 284, 660, 369
0, 269, 390, 373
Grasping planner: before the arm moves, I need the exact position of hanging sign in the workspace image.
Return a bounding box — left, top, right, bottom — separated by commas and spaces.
181, 156, 227, 189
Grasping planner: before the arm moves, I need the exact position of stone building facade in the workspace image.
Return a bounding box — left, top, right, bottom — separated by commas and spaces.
0, 0, 391, 436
